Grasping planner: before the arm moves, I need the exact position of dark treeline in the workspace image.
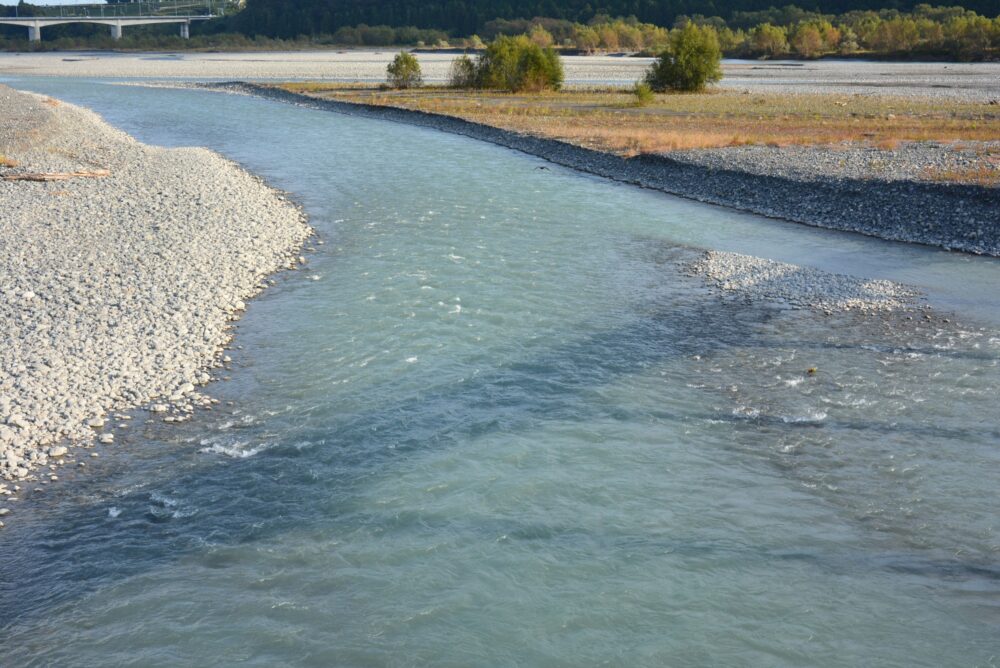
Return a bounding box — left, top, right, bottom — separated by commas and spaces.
229, 0, 998, 37
2, 1, 997, 59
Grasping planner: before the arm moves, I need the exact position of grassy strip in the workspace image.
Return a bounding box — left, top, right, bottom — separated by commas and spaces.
277, 82, 1000, 184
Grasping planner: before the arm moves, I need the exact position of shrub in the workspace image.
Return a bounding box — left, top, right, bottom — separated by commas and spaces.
456, 35, 563, 92
633, 81, 655, 106
645, 23, 722, 92
386, 51, 422, 89
448, 54, 477, 88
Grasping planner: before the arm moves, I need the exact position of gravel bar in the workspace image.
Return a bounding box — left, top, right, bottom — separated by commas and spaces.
688, 250, 920, 312
3, 53, 1000, 102
217, 83, 1000, 257
0, 85, 311, 488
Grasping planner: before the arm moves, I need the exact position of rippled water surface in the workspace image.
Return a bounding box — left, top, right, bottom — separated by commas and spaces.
2, 79, 999, 666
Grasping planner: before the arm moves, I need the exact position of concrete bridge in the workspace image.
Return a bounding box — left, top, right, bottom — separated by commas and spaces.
0, 15, 213, 41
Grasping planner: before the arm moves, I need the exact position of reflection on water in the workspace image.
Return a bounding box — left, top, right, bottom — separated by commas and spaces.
1, 80, 999, 667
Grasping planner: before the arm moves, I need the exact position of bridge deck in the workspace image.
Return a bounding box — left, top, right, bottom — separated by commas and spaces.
0, 15, 213, 40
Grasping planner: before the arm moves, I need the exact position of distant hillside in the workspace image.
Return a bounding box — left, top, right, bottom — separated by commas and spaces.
232, 0, 998, 37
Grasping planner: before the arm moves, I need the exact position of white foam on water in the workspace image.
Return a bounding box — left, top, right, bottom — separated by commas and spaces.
780, 410, 828, 424
199, 440, 270, 459
148, 491, 198, 519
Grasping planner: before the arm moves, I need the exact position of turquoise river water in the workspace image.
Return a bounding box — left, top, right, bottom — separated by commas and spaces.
1, 79, 999, 666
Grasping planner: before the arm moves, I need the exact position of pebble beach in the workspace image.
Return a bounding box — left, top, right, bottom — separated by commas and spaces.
0, 84, 311, 489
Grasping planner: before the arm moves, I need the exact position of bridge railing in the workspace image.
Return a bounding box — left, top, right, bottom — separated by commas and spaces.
2, 0, 232, 19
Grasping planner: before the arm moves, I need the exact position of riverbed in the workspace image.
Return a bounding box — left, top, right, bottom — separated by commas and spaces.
1, 79, 999, 666
2, 52, 1000, 100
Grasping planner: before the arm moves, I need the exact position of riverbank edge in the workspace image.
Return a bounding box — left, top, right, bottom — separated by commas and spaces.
213, 82, 1000, 257
0, 86, 314, 503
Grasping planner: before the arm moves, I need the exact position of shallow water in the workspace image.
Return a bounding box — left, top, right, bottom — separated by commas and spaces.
1, 79, 999, 666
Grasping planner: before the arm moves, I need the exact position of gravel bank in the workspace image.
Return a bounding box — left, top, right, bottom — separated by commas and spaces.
0, 85, 311, 490
221, 83, 1000, 257
688, 250, 919, 312
2, 52, 999, 102
669, 142, 1000, 185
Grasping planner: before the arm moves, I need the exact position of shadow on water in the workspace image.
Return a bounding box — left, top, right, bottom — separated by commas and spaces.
2, 253, 998, 635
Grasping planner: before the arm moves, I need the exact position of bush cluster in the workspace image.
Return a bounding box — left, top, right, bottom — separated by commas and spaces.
386, 51, 422, 88
644, 23, 722, 92
449, 35, 563, 92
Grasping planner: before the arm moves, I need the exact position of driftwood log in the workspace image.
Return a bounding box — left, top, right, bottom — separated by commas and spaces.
3, 169, 110, 182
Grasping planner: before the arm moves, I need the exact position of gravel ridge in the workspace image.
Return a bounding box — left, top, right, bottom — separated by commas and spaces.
217, 82, 1000, 257
0, 85, 312, 490
687, 250, 920, 312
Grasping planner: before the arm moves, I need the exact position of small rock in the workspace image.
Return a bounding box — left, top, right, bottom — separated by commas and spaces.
6, 414, 28, 429
48, 446, 68, 458
98, 433, 114, 444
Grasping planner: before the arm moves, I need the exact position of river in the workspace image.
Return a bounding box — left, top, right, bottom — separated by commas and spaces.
1, 78, 998, 666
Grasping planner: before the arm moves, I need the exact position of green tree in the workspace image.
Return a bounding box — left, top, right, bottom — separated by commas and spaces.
572, 24, 600, 52
528, 23, 554, 47
644, 22, 722, 92
448, 53, 477, 87
475, 34, 563, 91
838, 26, 860, 53
749, 23, 789, 57
791, 24, 824, 56
386, 50, 422, 88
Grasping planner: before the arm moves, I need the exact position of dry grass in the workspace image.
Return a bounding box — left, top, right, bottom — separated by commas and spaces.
42, 97, 60, 107
277, 83, 1000, 156
0, 155, 19, 168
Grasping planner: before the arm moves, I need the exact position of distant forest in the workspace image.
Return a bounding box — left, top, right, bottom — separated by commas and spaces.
2, 0, 997, 59
229, 0, 998, 37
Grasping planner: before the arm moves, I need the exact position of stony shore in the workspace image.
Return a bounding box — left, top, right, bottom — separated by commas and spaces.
0, 85, 311, 497
219, 83, 1000, 257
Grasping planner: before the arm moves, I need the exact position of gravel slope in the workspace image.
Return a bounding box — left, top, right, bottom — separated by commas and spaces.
0, 85, 311, 489
668, 142, 1000, 184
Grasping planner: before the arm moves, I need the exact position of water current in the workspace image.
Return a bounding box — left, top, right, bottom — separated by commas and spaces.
1, 78, 999, 666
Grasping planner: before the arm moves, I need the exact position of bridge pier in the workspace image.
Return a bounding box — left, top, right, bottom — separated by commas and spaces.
28, 23, 41, 42
180, 21, 190, 39
110, 22, 122, 40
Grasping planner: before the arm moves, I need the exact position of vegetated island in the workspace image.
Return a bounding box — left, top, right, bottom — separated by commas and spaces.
0, 85, 311, 494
